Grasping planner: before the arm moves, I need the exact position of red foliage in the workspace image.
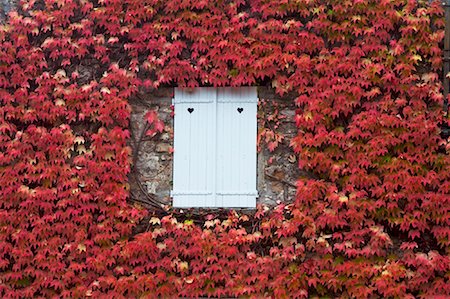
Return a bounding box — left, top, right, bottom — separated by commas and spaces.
0, 0, 449, 297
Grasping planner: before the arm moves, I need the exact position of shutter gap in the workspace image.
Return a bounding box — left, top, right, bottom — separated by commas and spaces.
195, 102, 200, 206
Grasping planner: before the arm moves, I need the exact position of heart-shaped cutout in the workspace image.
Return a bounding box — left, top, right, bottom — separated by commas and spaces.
237, 107, 243, 113
187, 108, 194, 113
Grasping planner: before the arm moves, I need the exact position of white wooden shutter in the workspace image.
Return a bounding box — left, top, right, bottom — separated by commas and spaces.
172, 88, 215, 207
172, 87, 257, 208
216, 87, 257, 208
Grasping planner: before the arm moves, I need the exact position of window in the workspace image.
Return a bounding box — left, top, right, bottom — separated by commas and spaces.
171, 87, 258, 208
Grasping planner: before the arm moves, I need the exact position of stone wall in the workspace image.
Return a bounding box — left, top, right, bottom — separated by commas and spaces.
257, 87, 299, 205
0, 0, 17, 23
129, 87, 299, 209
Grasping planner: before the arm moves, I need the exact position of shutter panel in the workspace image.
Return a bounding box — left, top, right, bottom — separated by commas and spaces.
172, 88, 215, 207
216, 87, 257, 208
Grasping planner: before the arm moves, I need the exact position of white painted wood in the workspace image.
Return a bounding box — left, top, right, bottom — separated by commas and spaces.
216, 87, 257, 208
172, 88, 215, 207
172, 87, 257, 208
211, 88, 218, 208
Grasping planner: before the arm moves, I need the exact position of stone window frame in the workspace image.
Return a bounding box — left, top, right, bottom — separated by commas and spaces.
129, 86, 299, 212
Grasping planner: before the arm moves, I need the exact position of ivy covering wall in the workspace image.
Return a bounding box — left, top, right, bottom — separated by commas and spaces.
0, 0, 449, 297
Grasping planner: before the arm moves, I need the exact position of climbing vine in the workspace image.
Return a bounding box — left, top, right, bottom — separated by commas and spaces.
258, 98, 286, 153
0, 0, 449, 298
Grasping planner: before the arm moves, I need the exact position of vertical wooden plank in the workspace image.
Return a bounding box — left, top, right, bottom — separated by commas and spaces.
216, 90, 227, 207
207, 97, 216, 207
216, 91, 225, 207
172, 91, 189, 207
191, 100, 200, 205
229, 90, 240, 207
236, 88, 243, 207
214, 89, 221, 207
241, 97, 257, 208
